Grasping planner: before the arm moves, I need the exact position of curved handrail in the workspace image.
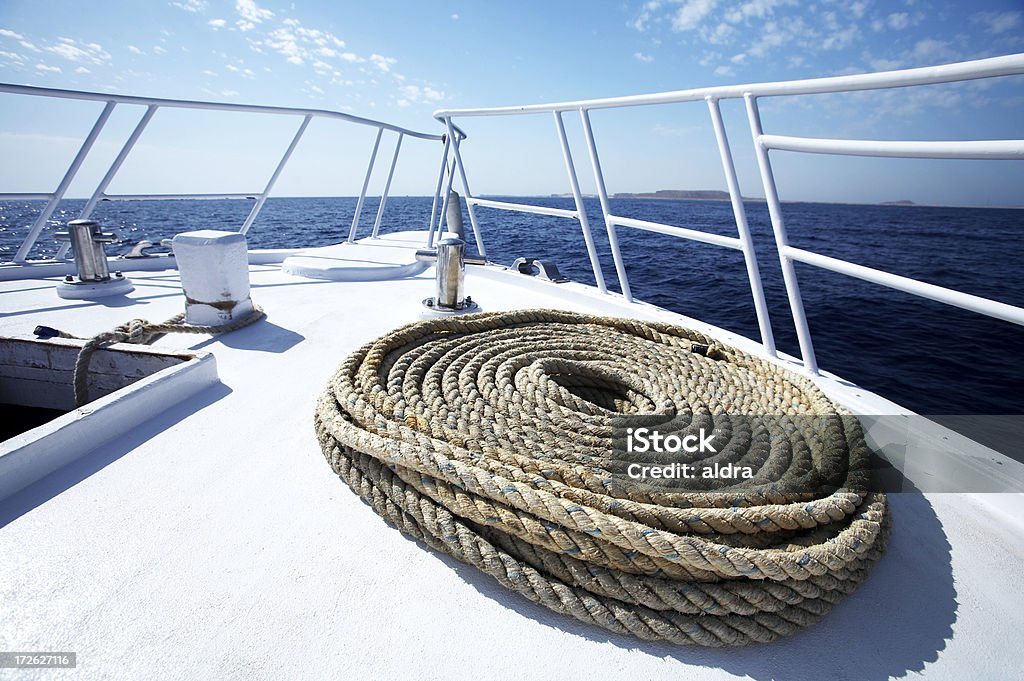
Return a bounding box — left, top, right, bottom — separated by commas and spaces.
0, 82, 451, 141
433, 53, 1024, 118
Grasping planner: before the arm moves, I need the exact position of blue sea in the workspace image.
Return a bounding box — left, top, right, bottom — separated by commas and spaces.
2, 196, 1022, 416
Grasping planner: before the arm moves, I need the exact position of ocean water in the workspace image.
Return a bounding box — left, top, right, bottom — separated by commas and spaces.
2, 195, 1022, 415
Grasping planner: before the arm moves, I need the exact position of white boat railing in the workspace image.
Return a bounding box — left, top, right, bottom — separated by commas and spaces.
0, 83, 460, 263
432, 53, 1024, 374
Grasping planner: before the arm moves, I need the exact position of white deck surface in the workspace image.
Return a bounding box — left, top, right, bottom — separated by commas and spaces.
1, 232, 1022, 680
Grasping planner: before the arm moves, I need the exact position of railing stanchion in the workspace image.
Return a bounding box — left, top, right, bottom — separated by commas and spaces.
745, 94, 818, 374
55, 104, 158, 260
444, 117, 486, 258
435, 156, 458, 242
347, 127, 384, 243
707, 97, 777, 357
371, 132, 403, 239
14, 100, 116, 263
427, 134, 451, 247
580, 109, 631, 301
553, 111, 606, 293
241, 114, 312, 235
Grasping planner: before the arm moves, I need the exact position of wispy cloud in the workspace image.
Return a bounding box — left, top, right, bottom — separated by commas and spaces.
972, 10, 1021, 35
35, 63, 61, 73
127, 45, 144, 55
235, 0, 273, 31
369, 53, 397, 73
208, 18, 227, 29
634, 51, 655, 63
171, 0, 207, 12
397, 84, 444, 107
45, 37, 111, 64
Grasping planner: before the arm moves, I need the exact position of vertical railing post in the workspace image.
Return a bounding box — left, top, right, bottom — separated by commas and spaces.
427, 134, 451, 247
707, 97, 777, 357
579, 109, 632, 301
443, 117, 486, 258
553, 111, 606, 293
55, 104, 157, 260
432, 158, 458, 246
15, 100, 116, 263
371, 132, 403, 238
744, 94, 818, 374
241, 114, 312, 235
347, 127, 383, 243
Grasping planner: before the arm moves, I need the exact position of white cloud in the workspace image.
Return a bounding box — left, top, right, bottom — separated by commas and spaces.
171, 0, 207, 11
0, 50, 24, 62
237, 20, 256, 31
45, 38, 111, 64
714, 64, 734, 76
632, 1, 663, 32
972, 11, 1021, 35
887, 13, 909, 30
822, 25, 858, 50
671, 0, 717, 32
75, 66, 90, 73
398, 84, 445, 105
451, 13, 459, 21
370, 53, 397, 73
208, 18, 227, 28
127, 45, 144, 55
220, 89, 240, 97
0, 28, 25, 39
153, 45, 167, 54
634, 51, 654, 63
309, 84, 324, 94
35, 63, 61, 73
236, 0, 273, 24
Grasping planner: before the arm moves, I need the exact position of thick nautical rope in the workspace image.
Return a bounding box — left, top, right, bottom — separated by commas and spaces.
314, 309, 889, 647
39, 305, 265, 407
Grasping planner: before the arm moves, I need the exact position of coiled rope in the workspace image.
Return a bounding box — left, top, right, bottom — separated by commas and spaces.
314, 309, 889, 646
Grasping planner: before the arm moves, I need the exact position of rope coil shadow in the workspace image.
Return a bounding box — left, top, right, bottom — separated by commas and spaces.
314, 309, 890, 646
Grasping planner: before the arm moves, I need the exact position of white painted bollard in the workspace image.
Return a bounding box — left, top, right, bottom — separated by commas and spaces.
172, 230, 254, 326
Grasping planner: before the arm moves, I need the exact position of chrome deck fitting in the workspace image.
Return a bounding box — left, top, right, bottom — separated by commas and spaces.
415, 236, 486, 314
54, 219, 133, 300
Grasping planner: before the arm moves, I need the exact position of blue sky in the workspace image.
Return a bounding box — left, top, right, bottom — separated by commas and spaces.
0, 0, 1022, 205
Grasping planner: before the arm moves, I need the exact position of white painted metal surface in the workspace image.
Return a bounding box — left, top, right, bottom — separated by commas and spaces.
0, 340, 217, 500
0, 235, 1022, 680
173, 231, 254, 325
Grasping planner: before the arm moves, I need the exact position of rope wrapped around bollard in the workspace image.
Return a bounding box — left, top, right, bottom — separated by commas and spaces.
314, 309, 889, 646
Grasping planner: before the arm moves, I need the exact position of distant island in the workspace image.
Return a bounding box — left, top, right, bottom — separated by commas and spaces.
611, 189, 741, 201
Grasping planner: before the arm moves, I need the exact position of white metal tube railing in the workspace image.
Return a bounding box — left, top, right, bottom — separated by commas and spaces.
760, 135, 1024, 160
434, 54, 1024, 117
444, 116, 486, 257
580, 109, 632, 302
13, 100, 115, 262
707, 96, 777, 358
745, 94, 819, 373
372, 133, 404, 238
347, 127, 383, 243
242, 114, 312, 235
553, 111, 607, 293
432, 53, 1024, 371
1, 82, 451, 262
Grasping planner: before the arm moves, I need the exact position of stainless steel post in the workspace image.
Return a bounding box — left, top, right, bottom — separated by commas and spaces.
415, 236, 486, 312
54, 219, 118, 281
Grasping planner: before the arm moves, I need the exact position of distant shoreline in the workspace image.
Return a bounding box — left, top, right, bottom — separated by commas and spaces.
547, 190, 1024, 210
9, 194, 1022, 210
